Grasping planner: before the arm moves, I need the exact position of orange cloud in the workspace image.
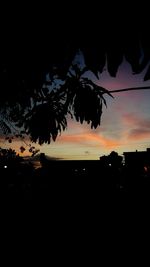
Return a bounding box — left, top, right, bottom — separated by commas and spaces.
58, 132, 120, 149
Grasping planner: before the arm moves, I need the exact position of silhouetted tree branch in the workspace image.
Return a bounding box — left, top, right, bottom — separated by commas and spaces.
109, 86, 150, 94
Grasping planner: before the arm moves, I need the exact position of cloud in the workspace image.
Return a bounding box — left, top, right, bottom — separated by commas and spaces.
123, 113, 150, 128
58, 132, 121, 149
123, 113, 139, 125
46, 155, 63, 161
128, 128, 150, 140
123, 113, 150, 141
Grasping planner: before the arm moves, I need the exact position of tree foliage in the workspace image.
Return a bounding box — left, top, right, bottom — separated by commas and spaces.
0, 28, 150, 145
0, 65, 112, 144
0, 147, 22, 168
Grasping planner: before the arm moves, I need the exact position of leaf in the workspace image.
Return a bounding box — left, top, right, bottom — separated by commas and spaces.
52, 134, 57, 142
82, 45, 106, 78
20, 146, 26, 153
20, 130, 26, 134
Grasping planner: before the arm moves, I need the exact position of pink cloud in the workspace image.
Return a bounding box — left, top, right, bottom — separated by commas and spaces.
128, 128, 150, 140
122, 113, 150, 141
123, 113, 140, 125
123, 113, 150, 128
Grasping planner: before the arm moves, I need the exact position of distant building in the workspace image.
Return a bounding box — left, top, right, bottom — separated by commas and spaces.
99, 152, 123, 168
123, 148, 150, 170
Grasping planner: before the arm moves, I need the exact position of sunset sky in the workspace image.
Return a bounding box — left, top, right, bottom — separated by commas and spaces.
1, 58, 150, 160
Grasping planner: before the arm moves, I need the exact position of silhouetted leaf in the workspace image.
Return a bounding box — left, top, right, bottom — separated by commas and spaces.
107, 45, 123, 77
124, 34, 141, 73
82, 45, 106, 78
20, 146, 25, 153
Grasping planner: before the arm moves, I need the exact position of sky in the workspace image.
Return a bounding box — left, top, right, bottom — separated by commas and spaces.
1, 58, 150, 160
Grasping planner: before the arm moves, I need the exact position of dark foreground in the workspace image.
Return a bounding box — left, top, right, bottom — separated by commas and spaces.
1, 163, 150, 203
1, 164, 150, 253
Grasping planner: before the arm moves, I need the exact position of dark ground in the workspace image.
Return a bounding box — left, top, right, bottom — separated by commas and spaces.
1, 163, 150, 203
1, 164, 150, 258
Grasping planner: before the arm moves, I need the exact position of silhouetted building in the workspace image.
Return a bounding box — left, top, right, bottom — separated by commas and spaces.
100, 151, 123, 168
123, 148, 150, 170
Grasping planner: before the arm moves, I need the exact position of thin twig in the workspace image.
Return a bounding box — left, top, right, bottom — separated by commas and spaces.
109, 86, 150, 94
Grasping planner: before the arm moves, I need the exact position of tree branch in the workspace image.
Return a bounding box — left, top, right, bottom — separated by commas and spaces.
109, 86, 150, 94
